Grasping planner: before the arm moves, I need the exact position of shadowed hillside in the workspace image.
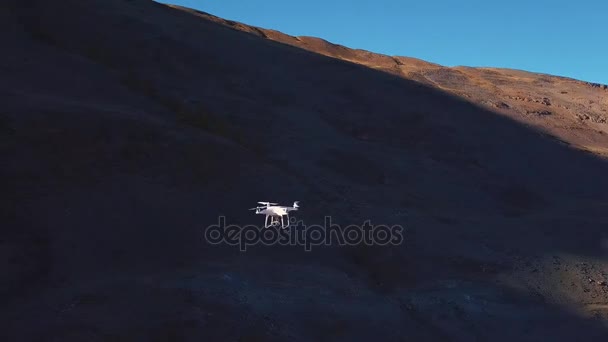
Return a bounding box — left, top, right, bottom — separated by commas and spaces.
2, 0, 608, 341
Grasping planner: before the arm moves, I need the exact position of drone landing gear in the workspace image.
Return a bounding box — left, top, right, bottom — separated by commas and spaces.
282, 215, 290, 228
265, 215, 278, 228
265, 215, 290, 228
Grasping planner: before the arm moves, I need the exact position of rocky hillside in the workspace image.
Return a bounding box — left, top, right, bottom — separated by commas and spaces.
183, 5, 608, 157
2, 1, 608, 341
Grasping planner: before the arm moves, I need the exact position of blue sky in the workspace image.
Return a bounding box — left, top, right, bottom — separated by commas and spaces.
161, 0, 607, 84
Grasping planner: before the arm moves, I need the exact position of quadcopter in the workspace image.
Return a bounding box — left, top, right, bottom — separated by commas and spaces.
249, 201, 299, 228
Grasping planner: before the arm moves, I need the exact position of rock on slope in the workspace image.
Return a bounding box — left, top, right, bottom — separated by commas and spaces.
2, 1, 608, 341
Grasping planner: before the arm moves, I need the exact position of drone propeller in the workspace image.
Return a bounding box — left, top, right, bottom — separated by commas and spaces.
258, 202, 278, 205
249, 207, 263, 210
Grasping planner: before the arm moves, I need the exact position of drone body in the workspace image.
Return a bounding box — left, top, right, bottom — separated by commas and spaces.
249, 201, 299, 228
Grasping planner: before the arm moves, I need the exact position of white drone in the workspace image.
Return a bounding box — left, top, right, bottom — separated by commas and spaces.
249, 201, 299, 228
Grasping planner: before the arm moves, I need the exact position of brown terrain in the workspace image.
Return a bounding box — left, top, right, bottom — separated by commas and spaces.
2, 0, 608, 341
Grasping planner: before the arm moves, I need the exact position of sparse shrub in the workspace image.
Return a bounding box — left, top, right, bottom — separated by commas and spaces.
0, 113, 16, 149
344, 244, 412, 294
21, 19, 58, 46
120, 72, 159, 99
0, 113, 13, 134
118, 72, 265, 155
82, 45, 119, 68
175, 104, 247, 145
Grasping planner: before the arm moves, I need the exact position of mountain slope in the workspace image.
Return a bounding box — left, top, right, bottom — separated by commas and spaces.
2, 1, 608, 341
180, 5, 608, 156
